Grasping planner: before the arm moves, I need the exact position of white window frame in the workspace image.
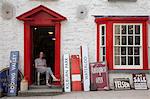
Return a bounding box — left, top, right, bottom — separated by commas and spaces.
113, 23, 143, 69
100, 24, 106, 62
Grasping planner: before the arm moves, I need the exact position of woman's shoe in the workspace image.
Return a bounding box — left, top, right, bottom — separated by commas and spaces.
53, 78, 60, 81
46, 83, 52, 87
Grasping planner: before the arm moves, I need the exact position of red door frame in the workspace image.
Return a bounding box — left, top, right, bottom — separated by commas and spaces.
17, 5, 66, 84
95, 17, 149, 70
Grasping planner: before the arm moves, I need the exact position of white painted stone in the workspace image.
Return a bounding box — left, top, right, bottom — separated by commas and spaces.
0, 0, 150, 86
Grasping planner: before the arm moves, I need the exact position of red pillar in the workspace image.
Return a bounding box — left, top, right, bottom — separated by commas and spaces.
106, 22, 113, 70
54, 22, 61, 85
24, 22, 32, 84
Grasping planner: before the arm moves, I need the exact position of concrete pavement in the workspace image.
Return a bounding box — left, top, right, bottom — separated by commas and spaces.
1, 90, 150, 99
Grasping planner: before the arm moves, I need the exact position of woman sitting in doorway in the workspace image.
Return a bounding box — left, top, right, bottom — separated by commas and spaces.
34, 51, 60, 86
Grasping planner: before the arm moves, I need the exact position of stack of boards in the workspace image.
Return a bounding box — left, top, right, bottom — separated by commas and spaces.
63, 45, 90, 92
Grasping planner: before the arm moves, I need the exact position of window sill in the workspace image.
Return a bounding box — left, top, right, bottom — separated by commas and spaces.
109, 70, 150, 74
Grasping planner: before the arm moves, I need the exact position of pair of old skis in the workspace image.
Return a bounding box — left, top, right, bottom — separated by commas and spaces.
63, 45, 90, 92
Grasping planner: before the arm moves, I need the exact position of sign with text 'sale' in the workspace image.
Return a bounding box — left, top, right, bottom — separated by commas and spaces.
81, 45, 90, 91
7, 51, 19, 96
90, 62, 109, 91
133, 73, 148, 90
63, 54, 71, 92
114, 78, 131, 90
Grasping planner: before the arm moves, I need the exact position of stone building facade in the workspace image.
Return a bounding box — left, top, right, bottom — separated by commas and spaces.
0, 0, 150, 89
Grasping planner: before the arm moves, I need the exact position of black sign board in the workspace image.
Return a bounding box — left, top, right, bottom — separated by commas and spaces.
114, 78, 131, 90
133, 73, 148, 90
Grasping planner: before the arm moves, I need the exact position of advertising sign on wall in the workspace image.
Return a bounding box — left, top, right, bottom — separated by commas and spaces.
7, 51, 19, 96
133, 73, 148, 90
63, 54, 71, 92
81, 45, 90, 91
114, 78, 131, 90
90, 62, 109, 91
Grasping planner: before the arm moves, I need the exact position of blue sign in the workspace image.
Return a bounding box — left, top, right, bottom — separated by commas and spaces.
7, 51, 19, 96
0, 68, 23, 96
0, 69, 9, 95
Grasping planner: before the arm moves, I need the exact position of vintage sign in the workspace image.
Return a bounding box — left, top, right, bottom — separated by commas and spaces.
81, 45, 90, 91
90, 62, 109, 91
8, 51, 19, 96
63, 54, 71, 92
0, 68, 23, 96
71, 55, 82, 91
114, 78, 131, 90
133, 73, 148, 90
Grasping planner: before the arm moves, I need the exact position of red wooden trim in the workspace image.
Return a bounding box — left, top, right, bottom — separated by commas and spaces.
143, 22, 148, 70
24, 22, 32, 84
106, 22, 113, 70
54, 22, 61, 85
17, 5, 66, 85
95, 16, 149, 70
95, 17, 149, 23
17, 5, 67, 21
97, 23, 100, 62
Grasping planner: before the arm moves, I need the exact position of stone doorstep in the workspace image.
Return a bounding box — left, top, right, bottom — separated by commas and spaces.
18, 85, 63, 97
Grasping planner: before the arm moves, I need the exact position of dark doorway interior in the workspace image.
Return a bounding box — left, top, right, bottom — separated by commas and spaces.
32, 26, 55, 84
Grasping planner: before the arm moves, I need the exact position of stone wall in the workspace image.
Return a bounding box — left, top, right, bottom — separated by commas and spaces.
0, 0, 150, 87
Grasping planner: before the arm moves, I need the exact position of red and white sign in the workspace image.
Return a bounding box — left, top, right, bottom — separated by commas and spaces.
71, 55, 82, 91
81, 45, 90, 91
90, 62, 109, 90
63, 54, 71, 92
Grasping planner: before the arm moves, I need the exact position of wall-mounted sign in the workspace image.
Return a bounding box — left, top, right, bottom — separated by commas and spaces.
90, 62, 109, 91
63, 54, 71, 92
81, 45, 90, 91
114, 78, 131, 90
7, 51, 19, 96
133, 73, 148, 90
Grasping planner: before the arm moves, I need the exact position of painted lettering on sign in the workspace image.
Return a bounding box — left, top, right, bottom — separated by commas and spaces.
90, 62, 109, 91
114, 78, 131, 90
8, 51, 19, 96
63, 54, 71, 92
81, 45, 90, 91
133, 73, 148, 90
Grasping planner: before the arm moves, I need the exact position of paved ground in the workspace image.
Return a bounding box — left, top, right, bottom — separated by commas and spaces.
1, 90, 150, 99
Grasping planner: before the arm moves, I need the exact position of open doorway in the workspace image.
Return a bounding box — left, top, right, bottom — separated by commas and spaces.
32, 26, 55, 85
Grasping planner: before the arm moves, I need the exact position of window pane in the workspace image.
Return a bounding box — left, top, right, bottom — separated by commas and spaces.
128, 25, 133, 34
135, 36, 140, 45
102, 36, 105, 45
122, 25, 126, 34
135, 25, 140, 34
134, 56, 140, 65
115, 56, 120, 65
115, 47, 120, 55
103, 47, 105, 55
128, 47, 133, 55
122, 36, 127, 45
128, 36, 133, 45
102, 26, 105, 35
115, 36, 120, 45
103, 56, 105, 62
115, 25, 120, 34
121, 56, 126, 65
128, 56, 133, 65
121, 47, 126, 55
134, 47, 140, 55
